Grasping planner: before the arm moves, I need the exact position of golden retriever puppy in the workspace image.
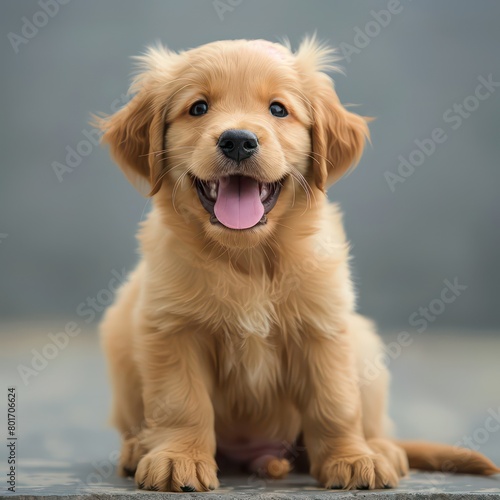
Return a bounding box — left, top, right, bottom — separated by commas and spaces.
96, 38, 499, 492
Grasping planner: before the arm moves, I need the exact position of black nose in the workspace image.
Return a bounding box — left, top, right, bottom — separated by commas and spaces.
218, 129, 259, 162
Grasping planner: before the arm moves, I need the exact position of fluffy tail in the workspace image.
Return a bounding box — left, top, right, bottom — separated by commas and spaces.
396, 440, 500, 475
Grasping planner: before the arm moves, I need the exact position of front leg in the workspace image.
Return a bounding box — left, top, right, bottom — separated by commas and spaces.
135, 321, 219, 492
292, 329, 399, 490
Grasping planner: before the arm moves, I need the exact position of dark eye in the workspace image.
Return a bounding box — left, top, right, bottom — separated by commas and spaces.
189, 100, 208, 116
269, 102, 288, 118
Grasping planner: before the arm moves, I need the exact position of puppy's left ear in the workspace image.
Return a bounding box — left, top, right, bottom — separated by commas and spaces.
93, 46, 177, 196
310, 73, 370, 191
95, 92, 165, 196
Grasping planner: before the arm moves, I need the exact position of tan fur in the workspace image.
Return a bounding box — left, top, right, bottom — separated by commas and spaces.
97, 37, 498, 492
397, 441, 500, 476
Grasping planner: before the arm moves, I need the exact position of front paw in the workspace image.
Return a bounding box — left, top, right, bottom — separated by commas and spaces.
135, 449, 219, 492
313, 453, 399, 490
118, 436, 145, 477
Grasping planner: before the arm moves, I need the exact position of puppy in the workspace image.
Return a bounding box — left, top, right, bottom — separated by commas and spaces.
96, 38, 499, 492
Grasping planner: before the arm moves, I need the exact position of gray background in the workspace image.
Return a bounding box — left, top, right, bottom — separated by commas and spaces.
1, 0, 499, 330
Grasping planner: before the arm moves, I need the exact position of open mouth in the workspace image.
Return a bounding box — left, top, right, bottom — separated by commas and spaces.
194, 175, 283, 230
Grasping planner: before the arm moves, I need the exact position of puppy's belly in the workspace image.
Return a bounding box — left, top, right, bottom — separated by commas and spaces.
216, 437, 287, 463
214, 405, 301, 467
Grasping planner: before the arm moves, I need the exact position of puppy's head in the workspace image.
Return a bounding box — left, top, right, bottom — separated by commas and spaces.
97, 38, 369, 249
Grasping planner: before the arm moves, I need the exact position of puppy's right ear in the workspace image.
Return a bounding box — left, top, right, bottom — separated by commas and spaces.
95, 93, 163, 196
93, 46, 177, 196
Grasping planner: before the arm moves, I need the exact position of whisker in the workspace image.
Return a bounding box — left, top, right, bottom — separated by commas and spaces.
287, 165, 317, 213
258, 242, 273, 269
150, 162, 186, 191
287, 83, 319, 116
289, 169, 310, 206
156, 152, 194, 162
170, 170, 191, 215
296, 150, 335, 170
272, 220, 294, 231
140, 146, 196, 158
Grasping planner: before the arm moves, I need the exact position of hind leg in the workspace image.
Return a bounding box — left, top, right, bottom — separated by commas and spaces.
352, 314, 409, 478
101, 272, 146, 476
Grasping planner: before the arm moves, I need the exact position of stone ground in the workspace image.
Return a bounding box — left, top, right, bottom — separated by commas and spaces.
1, 322, 499, 498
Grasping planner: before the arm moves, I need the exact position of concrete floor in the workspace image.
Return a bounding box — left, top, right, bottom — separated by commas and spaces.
1, 322, 499, 498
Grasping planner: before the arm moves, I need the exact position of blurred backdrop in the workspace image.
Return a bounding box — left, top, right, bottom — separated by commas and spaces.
1, 0, 499, 330
1, 0, 500, 330
0, 1, 500, 491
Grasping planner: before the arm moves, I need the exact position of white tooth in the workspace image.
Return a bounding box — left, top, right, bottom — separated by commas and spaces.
260, 185, 269, 201
209, 181, 218, 200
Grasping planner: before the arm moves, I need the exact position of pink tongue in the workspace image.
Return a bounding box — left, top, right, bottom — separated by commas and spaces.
214, 176, 264, 229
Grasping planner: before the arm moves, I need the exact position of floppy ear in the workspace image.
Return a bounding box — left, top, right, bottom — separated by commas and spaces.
96, 93, 165, 196
94, 46, 177, 196
294, 36, 370, 190
310, 73, 370, 191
